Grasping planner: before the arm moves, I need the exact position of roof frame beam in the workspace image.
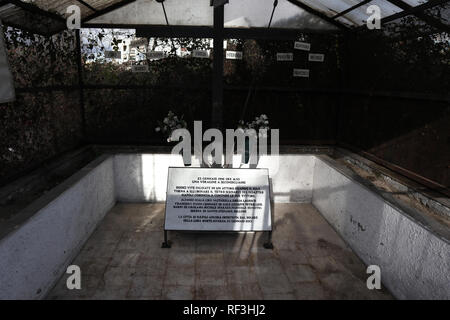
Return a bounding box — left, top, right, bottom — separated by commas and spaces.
223, 26, 340, 38
332, 0, 372, 19
2, 0, 65, 23
75, 0, 98, 12
83, 24, 341, 39
285, 0, 349, 30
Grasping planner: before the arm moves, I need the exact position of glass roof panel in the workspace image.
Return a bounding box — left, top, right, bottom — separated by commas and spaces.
88, 0, 214, 26
364, 0, 403, 17
332, 0, 404, 26
2, 0, 445, 35
224, 0, 338, 30
290, 0, 403, 26
294, 0, 346, 17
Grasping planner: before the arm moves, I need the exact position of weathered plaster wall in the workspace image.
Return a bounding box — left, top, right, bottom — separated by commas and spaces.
312, 156, 450, 300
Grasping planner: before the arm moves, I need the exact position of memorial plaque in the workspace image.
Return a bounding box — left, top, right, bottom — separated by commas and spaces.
132, 65, 149, 73
104, 51, 122, 59
309, 53, 325, 62
192, 50, 210, 58
147, 51, 165, 60
293, 68, 310, 77
294, 41, 311, 51
276, 53, 293, 61
130, 38, 148, 48
226, 51, 243, 60
164, 168, 272, 231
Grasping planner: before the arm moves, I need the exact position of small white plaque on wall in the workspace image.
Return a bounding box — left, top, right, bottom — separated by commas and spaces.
293, 68, 310, 78
276, 53, 293, 61
104, 51, 122, 59
164, 168, 272, 231
192, 50, 210, 58
130, 38, 148, 48
308, 53, 325, 62
147, 51, 165, 60
132, 65, 149, 73
294, 41, 311, 51
226, 51, 243, 60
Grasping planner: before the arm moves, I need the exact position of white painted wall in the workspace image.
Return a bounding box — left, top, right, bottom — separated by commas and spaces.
114, 154, 185, 202
312, 156, 450, 300
0, 157, 115, 300
259, 154, 315, 203
113, 154, 315, 203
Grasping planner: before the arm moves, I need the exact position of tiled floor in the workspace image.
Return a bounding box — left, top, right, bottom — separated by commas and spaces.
47, 203, 393, 300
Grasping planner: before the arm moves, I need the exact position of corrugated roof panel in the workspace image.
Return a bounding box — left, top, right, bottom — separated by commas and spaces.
88, 0, 214, 26
0, 2, 66, 35
16, 0, 128, 21
20, 0, 94, 18
85, 0, 126, 12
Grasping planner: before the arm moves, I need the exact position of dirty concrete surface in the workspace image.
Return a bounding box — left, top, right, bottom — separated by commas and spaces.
48, 203, 393, 300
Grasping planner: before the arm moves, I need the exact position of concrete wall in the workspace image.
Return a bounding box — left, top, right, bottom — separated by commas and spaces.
1, 151, 448, 300
113, 153, 315, 203
258, 155, 315, 203
312, 156, 450, 300
0, 156, 115, 300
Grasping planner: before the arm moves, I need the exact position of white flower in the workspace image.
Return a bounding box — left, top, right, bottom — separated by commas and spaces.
163, 118, 169, 124
167, 137, 172, 143
155, 127, 161, 132
8, 147, 14, 152
261, 114, 268, 120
